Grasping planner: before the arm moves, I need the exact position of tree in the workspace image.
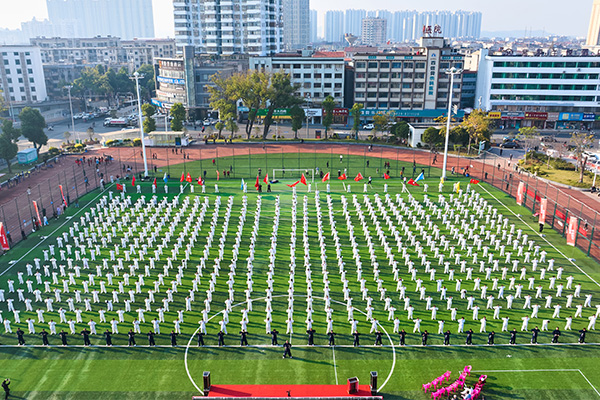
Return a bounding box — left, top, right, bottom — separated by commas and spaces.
322, 96, 335, 139
234, 71, 269, 139
290, 105, 305, 139
422, 127, 443, 147
350, 103, 363, 138
517, 126, 539, 160
207, 72, 238, 139
390, 120, 410, 142
460, 109, 492, 154
0, 120, 20, 173
137, 64, 156, 99
19, 107, 47, 153
142, 103, 157, 134
224, 115, 238, 139
262, 72, 303, 139
215, 122, 224, 138
449, 126, 469, 146
571, 131, 595, 183
170, 103, 186, 131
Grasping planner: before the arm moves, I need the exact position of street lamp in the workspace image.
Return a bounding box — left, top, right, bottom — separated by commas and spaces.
64, 85, 77, 143
130, 71, 149, 177
441, 67, 462, 180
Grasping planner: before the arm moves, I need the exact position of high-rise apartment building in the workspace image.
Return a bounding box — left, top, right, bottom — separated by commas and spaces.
361, 17, 387, 46
174, 0, 283, 55
325, 11, 344, 43
586, 0, 600, 49
283, 0, 310, 50
310, 10, 318, 43
0, 46, 48, 108
46, 0, 155, 39
344, 9, 366, 37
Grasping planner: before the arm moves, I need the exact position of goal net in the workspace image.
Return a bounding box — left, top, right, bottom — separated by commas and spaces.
272, 169, 315, 183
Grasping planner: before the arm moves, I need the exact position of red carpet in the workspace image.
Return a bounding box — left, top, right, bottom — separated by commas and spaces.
205, 384, 381, 398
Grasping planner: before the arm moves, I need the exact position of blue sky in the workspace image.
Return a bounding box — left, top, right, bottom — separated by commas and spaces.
0, 0, 593, 38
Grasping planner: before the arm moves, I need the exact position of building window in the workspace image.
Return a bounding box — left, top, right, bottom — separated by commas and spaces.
368, 62, 378, 68
356, 62, 366, 68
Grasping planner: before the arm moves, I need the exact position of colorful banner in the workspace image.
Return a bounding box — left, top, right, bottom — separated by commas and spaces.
516, 182, 525, 206
539, 198, 547, 225
33, 200, 41, 225
0, 222, 9, 250
59, 185, 67, 207
567, 216, 578, 246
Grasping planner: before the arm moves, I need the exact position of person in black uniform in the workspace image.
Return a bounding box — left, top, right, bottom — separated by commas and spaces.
16, 328, 25, 346
170, 331, 178, 346
128, 330, 136, 346
353, 331, 360, 347
2, 378, 10, 400
282, 340, 292, 358
40, 329, 49, 346
147, 331, 156, 347
270, 329, 279, 346
217, 330, 225, 346
531, 327, 540, 344
579, 328, 587, 344
328, 330, 337, 346
197, 332, 205, 346
488, 331, 495, 345
443, 330, 451, 345
465, 329, 473, 345
552, 327, 561, 343
307, 328, 315, 346
421, 330, 429, 346
59, 330, 68, 346
240, 331, 248, 346
104, 330, 112, 346
508, 329, 516, 345
374, 330, 383, 346
81, 329, 91, 346
399, 329, 406, 346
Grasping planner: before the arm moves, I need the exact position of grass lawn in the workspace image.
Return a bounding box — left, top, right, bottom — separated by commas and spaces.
0, 152, 599, 399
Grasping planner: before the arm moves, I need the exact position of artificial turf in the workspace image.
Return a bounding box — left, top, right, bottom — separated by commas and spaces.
0, 152, 599, 400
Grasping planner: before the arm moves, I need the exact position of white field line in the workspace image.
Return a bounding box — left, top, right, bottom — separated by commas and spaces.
332, 346, 339, 385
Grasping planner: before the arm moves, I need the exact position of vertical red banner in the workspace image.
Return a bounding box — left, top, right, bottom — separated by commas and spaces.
539, 198, 547, 225
0, 222, 9, 250
516, 181, 525, 206
59, 185, 67, 207
566, 216, 578, 246
33, 200, 41, 225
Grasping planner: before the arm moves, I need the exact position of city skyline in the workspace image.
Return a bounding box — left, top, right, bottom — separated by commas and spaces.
0, 0, 593, 39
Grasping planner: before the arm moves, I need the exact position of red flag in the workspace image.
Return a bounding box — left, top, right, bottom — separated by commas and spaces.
0, 222, 9, 250
470, 178, 480, 184
186, 173, 192, 183
131, 175, 136, 186
354, 172, 363, 182
216, 170, 220, 181
255, 175, 260, 190
33, 200, 41, 225
300, 173, 307, 186
383, 173, 390, 179
116, 183, 124, 191
338, 173, 347, 180
197, 176, 204, 185
407, 179, 420, 186
287, 180, 301, 187
180, 172, 185, 182
263, 173, 269, 184
153, 178, 157, 187
322, 172, 330, 182
59, 185, 67, 207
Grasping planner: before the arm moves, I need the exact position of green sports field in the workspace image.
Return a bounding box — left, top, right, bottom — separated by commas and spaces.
1, 153, 600, 400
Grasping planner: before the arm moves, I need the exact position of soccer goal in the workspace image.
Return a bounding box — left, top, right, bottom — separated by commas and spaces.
272, 168, 315, 183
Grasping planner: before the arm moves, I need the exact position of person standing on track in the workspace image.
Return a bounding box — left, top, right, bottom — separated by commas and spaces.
283, 340, 292, 358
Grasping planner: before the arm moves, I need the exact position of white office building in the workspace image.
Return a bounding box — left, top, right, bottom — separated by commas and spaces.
475, 49, 600, 129
0, 46, 48, 109
46, 0, 155, 39
174, 0, 283, 56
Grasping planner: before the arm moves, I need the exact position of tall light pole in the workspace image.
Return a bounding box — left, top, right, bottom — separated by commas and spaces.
131, 71, 149, 177
64, 85, 77, 143
441, 67, 462, 180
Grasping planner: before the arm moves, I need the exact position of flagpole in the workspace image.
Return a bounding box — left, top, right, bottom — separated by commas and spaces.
442, 67, 462, 181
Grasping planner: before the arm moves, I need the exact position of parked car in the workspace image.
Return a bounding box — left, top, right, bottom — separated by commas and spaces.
500, 140, 520, 149
362, 123, 374, 130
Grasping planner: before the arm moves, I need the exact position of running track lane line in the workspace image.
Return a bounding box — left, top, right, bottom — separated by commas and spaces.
332, 346, 339, 385
478, 184, 600, 289
473, 369, 600, 398
0, 186, 111, 277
